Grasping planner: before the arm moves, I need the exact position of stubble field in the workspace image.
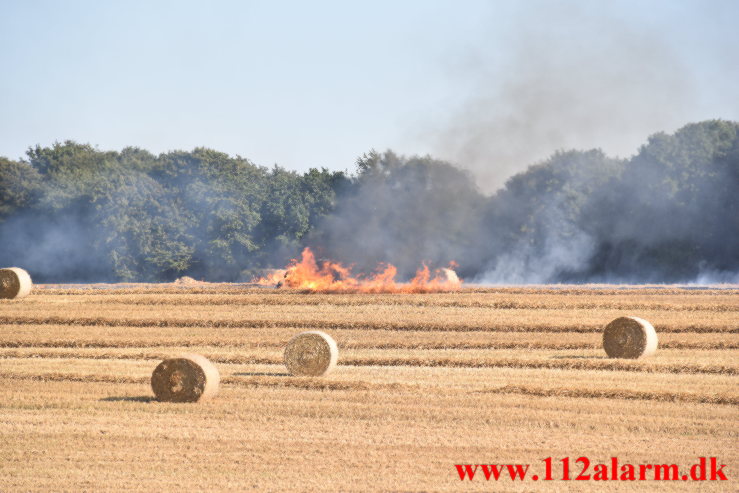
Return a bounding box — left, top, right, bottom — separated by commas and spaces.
0, 285, 737, 491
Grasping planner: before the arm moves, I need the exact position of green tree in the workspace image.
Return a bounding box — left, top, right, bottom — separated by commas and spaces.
155, 148, 269, 279
0, 157, 41, 220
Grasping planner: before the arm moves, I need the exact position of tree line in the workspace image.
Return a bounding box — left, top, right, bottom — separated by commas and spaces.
0, 120, 737, 283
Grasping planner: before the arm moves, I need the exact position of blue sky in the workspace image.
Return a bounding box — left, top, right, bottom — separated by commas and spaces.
1, 0, 737, 190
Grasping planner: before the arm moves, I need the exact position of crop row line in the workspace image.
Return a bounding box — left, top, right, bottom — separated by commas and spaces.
1, 371, 735, 406
0, 340, 735, 350
1, 351, 736, 375
67, 298, 739, 312
1, 316, 734, 333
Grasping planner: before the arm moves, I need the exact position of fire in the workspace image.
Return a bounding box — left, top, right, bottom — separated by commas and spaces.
254, 269, 287, 286
253, 247, 462, 293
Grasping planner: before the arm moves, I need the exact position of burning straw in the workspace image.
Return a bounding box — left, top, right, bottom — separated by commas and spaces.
254, 247, 461, 293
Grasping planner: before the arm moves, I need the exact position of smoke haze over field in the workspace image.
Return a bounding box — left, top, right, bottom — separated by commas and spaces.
417, 1, 739, 192
0, 120, 737, 284
316, 121, 739, 284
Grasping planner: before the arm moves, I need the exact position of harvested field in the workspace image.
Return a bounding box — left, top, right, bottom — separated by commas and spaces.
0, 285, 737, 491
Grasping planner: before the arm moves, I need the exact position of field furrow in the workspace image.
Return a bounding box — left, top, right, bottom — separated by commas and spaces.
22, 292, 739, 312
2, 346, 738, 375
1, 314, 737, 333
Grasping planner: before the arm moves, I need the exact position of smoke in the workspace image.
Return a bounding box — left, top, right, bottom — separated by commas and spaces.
694, 268, 739, 285
472, 148, 623, 284
490, 121, 738, 284
0, 208, 111, 283
308, 150, 485, 279
478, 197, 597, 284
579, 121, 739, 283
314, 122, 738, 285
422, 1, 699, 192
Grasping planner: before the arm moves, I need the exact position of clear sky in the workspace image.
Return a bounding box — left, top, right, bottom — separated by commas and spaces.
1, 0, 737, 190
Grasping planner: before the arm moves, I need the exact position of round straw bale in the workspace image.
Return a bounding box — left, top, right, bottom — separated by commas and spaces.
151, 353, 220, 402
602, 316, 658, 359
284, 331, 338, 376
0, 267, 33, 300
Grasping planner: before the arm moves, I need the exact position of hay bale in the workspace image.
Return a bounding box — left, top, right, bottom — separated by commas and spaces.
441, 268, 460, 284
284, 331, 338, 376
173, 276, 208, 286
151, 353, 220, 402
603, 316, 658, 359
0, 267, 33, 299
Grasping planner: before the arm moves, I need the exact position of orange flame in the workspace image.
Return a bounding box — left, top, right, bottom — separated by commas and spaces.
254, 247, 461, 293
252, 269, 287, 286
